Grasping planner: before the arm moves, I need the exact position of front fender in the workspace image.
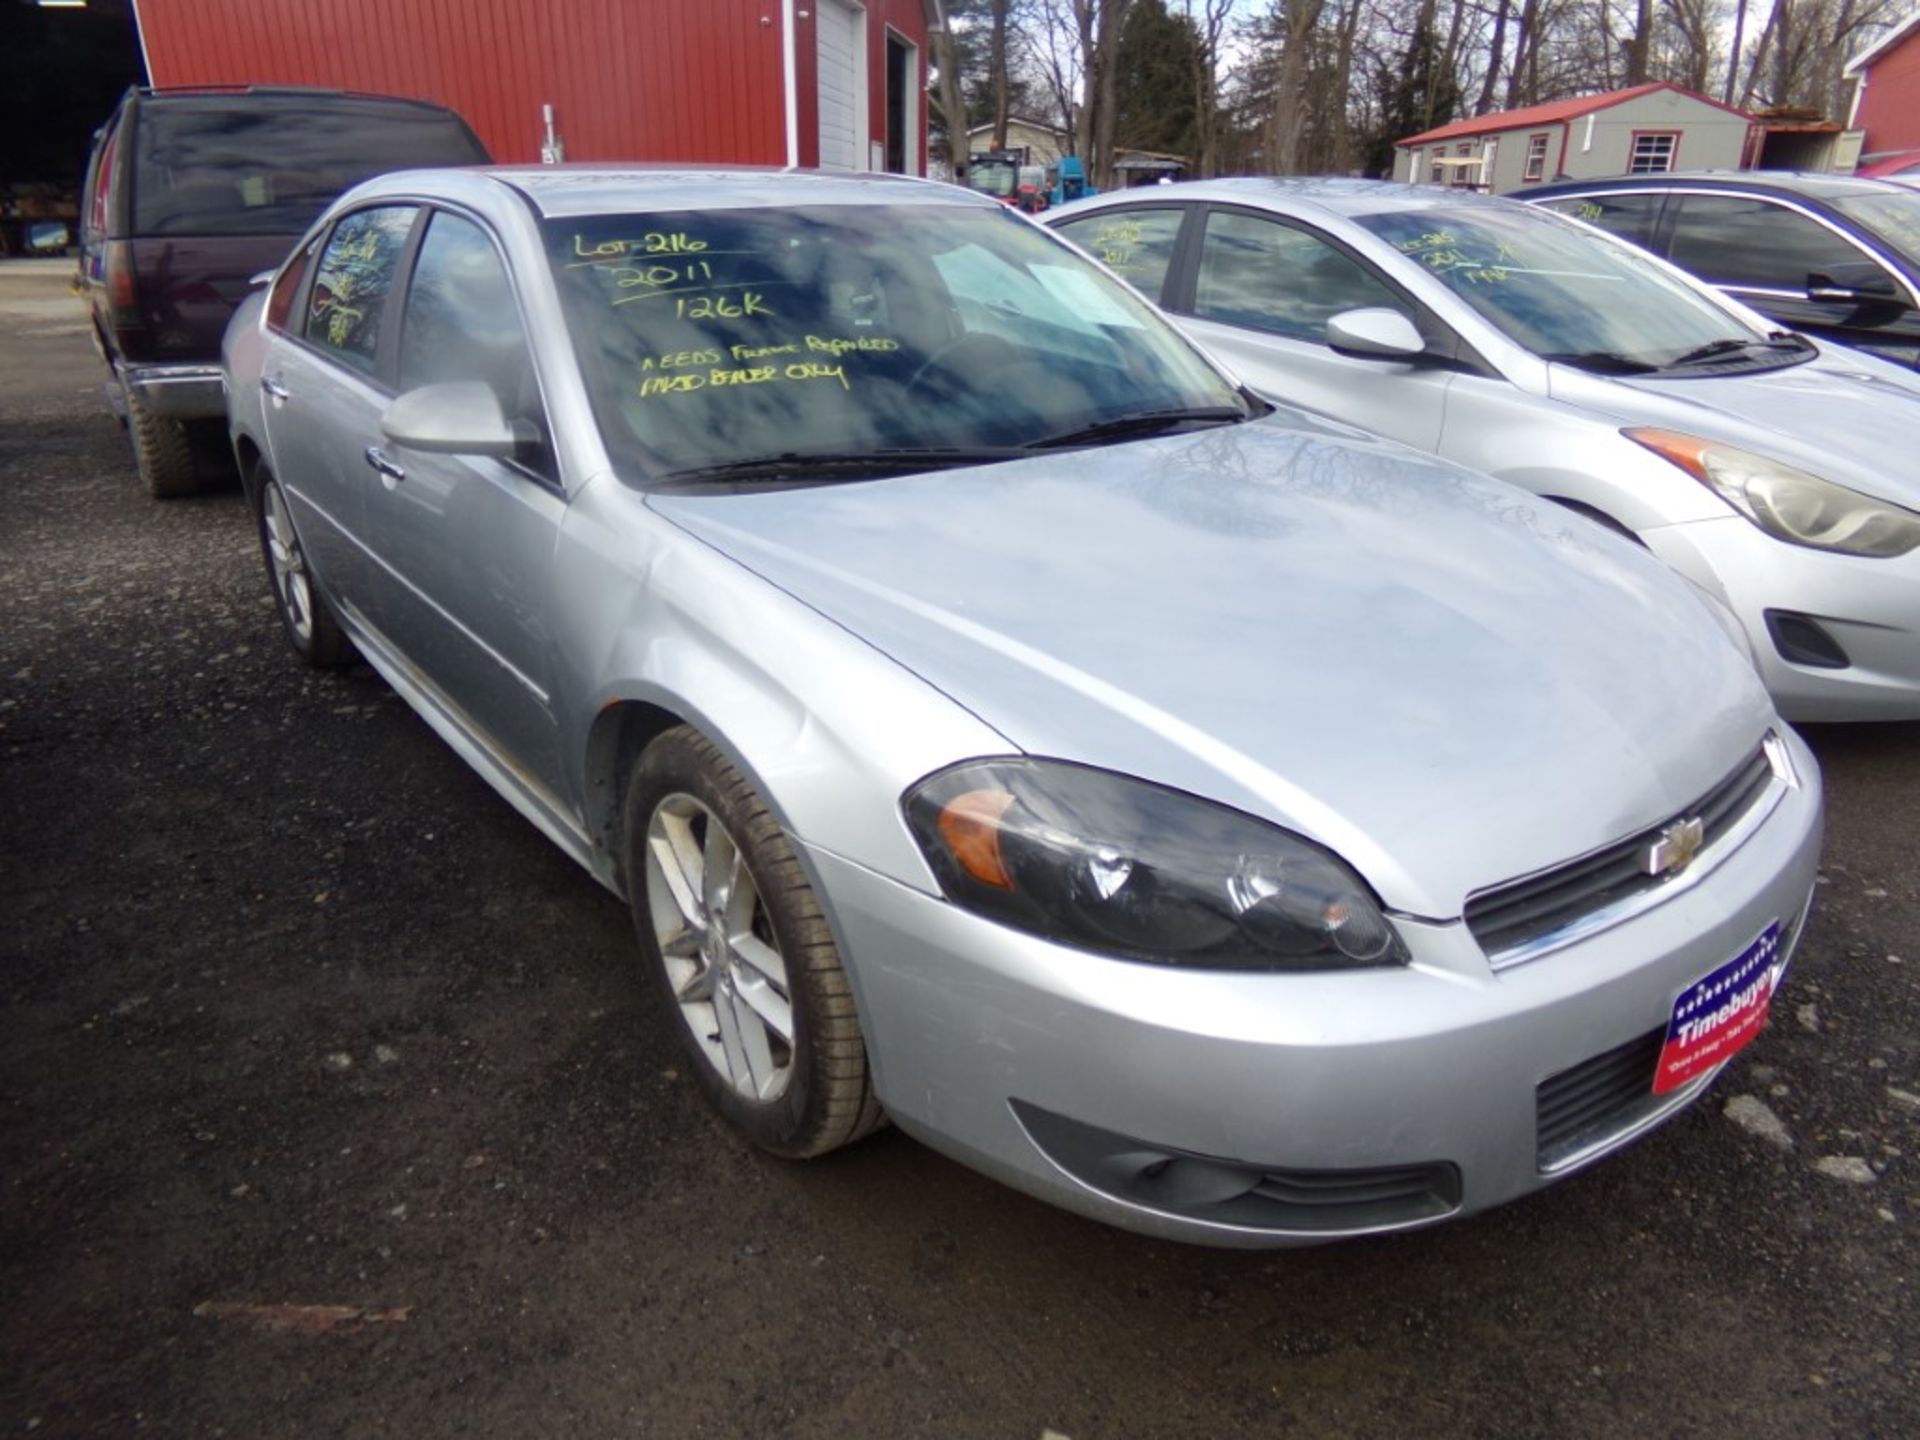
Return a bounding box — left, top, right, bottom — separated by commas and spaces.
553, 480, 1015, 898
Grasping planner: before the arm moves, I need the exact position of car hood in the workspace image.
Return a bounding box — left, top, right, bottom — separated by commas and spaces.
1551, 350, 1920, 510
648, 421, 1774, 917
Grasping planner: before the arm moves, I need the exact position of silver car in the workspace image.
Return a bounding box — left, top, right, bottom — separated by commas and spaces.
223, 168, 1821, 1247
1047, 179, 1920, 722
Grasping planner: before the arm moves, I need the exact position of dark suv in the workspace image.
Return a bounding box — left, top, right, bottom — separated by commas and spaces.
79, 87, 489, 495
1515, 172, 1920, 371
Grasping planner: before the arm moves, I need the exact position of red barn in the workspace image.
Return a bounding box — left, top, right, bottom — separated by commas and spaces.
129, 0, 929, 174
1847, 11, 1920, 173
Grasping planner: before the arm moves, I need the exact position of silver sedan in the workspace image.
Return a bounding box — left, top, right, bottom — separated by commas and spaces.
223, 168, 1821, 1246
1047, 179, 1920, 722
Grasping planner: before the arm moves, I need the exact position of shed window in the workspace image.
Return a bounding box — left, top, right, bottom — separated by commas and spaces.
1523, 133, 1550, 182
1628, 133, 1679, 175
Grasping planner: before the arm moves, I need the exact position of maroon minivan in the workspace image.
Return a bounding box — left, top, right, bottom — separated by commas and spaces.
79, 87, 489, 496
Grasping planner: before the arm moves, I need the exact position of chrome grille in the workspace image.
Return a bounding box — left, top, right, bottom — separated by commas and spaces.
1466, 744, 1777, 961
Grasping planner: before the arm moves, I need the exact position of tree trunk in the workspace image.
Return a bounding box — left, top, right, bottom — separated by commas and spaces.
1262, 0, 1329, 175
989, 0, 1011, 150
922, 0, 971, 178
1724, 0, 1749, 104
1623, 0, 1654, 86
1477, 0, 1511, 116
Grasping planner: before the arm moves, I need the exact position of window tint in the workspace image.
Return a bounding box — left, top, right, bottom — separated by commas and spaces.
1539, 192, 1664, 246
266, 239, 316, 333
1668, 195, 1878, 292
1052, 208, 1183, 300
399, 212, 539, 420
1193, 210, 1402, 343
131, 97, 486, 237
304, 206, 417, 372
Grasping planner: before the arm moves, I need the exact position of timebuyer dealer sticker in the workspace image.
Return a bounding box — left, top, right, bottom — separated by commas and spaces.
1654, 922, 1784, 1095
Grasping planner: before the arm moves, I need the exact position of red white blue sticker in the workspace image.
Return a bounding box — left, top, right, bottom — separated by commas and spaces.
1654, 923, 1783, 1095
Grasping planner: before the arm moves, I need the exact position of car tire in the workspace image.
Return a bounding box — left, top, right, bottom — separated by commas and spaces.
125, 386, 200, 498
252, 464, 350, 668
623, 726, 884, 1159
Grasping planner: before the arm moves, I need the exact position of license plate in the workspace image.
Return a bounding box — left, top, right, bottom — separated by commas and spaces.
1653, 922, 1784, 1095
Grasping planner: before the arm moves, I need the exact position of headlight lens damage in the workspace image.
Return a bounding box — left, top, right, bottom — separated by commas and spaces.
904, 759, 1407, 970
1627, 427, 1920, 558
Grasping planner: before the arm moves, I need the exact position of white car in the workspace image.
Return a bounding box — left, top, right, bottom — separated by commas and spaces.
1049, 179, 1920, 721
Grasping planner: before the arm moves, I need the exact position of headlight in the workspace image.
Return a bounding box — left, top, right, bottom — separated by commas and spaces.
1626, 427, 1920, 558
903, 759, 1407, 971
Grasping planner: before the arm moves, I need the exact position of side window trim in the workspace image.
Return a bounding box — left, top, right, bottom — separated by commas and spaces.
391, 202, 561, 491
289, 204, 426, 393
1184, 202, 1495, 378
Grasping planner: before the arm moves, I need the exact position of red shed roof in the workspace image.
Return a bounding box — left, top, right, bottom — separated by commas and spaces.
1396, 82, 1749, 148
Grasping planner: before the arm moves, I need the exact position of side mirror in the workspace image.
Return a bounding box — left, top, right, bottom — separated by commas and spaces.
1806, 262, 1903, 306
381, 381, 537, 460
1326, 307, 1428, 361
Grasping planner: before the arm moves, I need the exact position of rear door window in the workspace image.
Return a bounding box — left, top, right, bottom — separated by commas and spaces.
304, 207, 419, 373
131, 97, 487, 237
1050, 208, 1185, 302
1666, 194, 1881, 293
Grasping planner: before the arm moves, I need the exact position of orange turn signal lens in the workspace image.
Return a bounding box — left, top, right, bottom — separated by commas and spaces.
1624, 427, 1714, 481
936, 788, 1018, 890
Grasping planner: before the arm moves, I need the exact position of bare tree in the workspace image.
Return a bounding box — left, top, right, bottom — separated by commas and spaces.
989, 0, 1014, 147
1183, 0, 1237, 175
922, 0, 973, 176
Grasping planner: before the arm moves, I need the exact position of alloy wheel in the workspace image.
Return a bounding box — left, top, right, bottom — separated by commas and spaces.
644, 792, 795, 1101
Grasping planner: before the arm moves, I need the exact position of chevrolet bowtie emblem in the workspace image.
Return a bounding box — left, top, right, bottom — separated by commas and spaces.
1643, 816, 1706, 877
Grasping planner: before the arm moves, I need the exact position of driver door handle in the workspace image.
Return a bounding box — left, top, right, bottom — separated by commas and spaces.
363, 446, 406, 483
260, 376, 290, 401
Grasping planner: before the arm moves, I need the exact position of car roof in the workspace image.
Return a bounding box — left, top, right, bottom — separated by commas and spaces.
1058, 176, 1519, 221
1517, 170, 1908, 202
481, 165, 997, 217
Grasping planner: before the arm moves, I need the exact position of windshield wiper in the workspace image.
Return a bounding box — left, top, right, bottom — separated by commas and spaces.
1668, 335, 1813, 367
1540, 350, 1661, 375
659, 447, 1021, 486
1023, 406, 1251, 450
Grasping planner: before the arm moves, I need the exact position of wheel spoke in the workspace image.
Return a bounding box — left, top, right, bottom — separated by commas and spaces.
701, 819, 736, 918
711, 977, 754, 1091
732, 970, 793, 1046
647, 811, 708, 934
674, 956, 718, 1003
726, 979, 778, 1096
728, 932, 789, 994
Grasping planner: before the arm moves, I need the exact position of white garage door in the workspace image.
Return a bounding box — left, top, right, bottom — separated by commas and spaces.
817, 0, 863, 171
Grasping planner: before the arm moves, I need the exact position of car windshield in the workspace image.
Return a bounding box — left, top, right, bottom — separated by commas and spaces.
1354, 204, 1794, 373
545, 202, 1248, 478
967, 161, 1019, 200
1832, 192, 1920, 267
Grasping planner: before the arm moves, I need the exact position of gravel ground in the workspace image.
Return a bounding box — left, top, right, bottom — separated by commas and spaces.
2, 263, 1915, 1438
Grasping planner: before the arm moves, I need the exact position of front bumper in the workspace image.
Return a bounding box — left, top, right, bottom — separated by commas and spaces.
1643, 515, 1920, 722
115, 361, 226, 421
808, 729, 1824, 1247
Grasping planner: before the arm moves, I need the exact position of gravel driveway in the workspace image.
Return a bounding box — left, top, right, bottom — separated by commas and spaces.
2, 262, 1914, 1438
